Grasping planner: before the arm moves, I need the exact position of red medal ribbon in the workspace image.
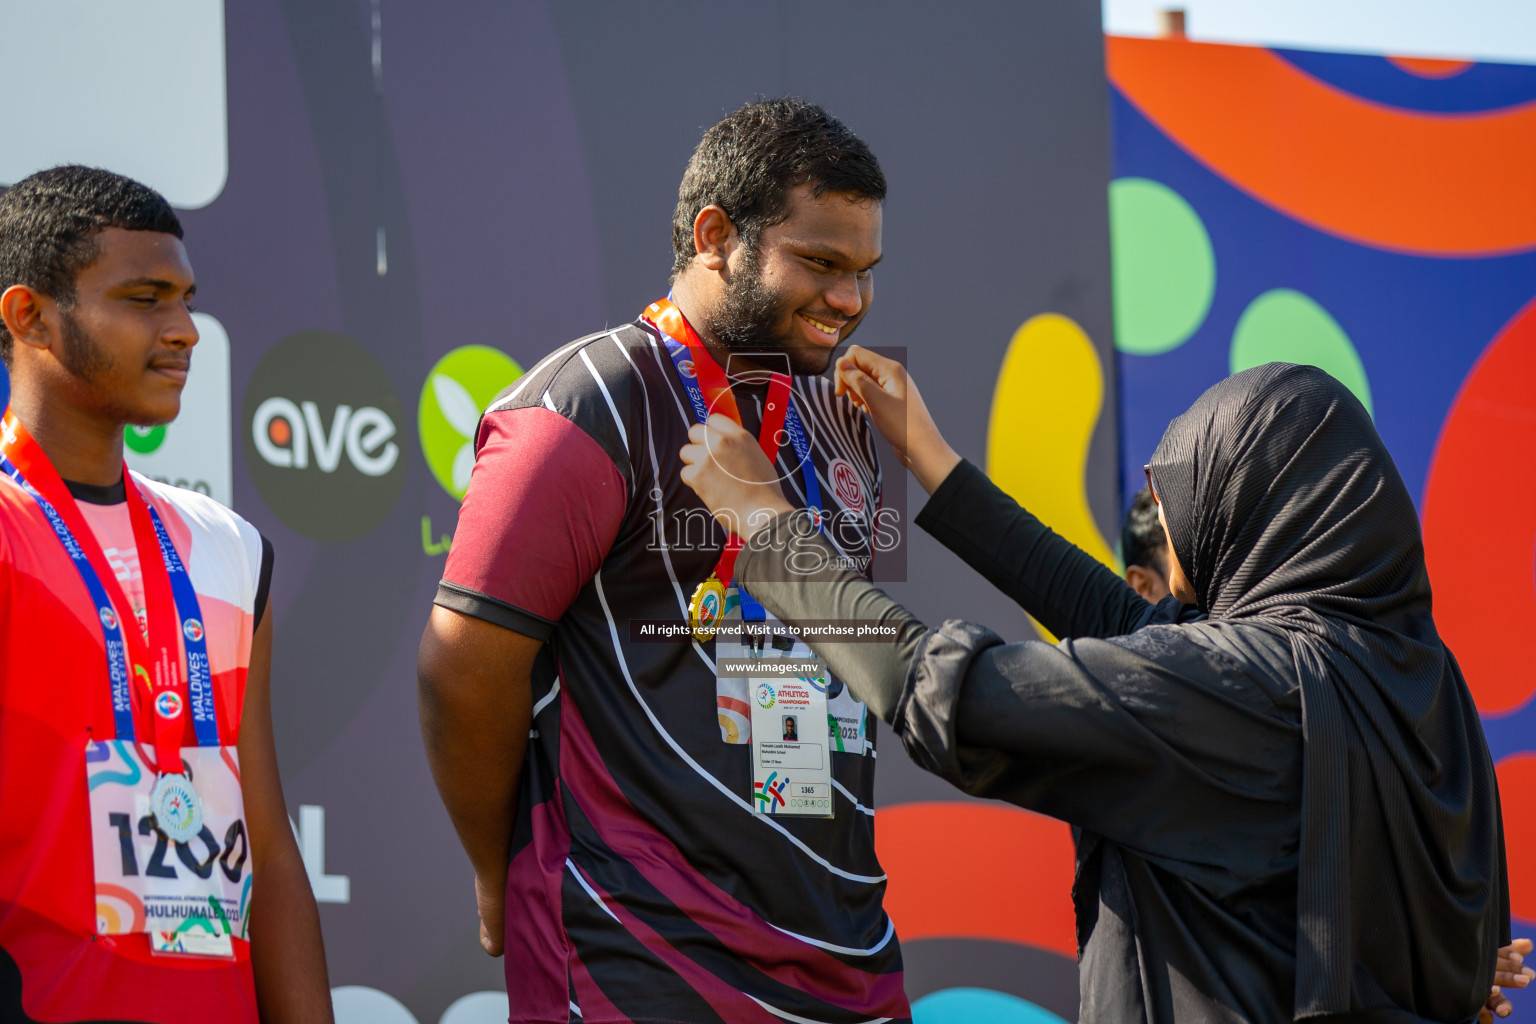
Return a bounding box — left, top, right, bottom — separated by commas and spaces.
643, 298, 790, 586
1, 409, 195, 773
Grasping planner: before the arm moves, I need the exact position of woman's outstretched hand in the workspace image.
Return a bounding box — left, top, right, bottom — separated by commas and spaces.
835, 345, 961, 495
679, 414, 795, 541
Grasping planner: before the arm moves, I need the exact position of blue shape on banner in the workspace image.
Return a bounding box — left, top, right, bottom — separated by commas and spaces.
1274, 49, 1536, 113
912, 987, 1069, 1024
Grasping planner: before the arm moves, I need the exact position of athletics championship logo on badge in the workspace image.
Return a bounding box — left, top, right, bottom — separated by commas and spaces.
154, 691, 184, 720
99, 607, 118, 632
182, 618, 204, 643
418, 345, 524, 500
830, 458, 865, 514
754, 772, 790, 812
755, 682, 777, 709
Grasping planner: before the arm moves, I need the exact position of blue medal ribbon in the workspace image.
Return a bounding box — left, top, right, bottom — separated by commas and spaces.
145, 504, 218, 747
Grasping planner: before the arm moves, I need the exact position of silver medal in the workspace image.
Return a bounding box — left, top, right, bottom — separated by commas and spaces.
150, 773, 203, 843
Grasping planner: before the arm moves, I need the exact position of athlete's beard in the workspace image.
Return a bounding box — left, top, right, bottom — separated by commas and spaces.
57, 309, 149, 425
703, 245, 836, 376
58, 307, 115, 384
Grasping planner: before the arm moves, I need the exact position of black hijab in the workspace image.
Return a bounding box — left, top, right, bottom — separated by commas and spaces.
1147, 363, 1508, 1019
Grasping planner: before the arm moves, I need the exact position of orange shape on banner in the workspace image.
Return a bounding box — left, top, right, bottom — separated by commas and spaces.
875, 802, 1077, 957
1105, 36, 1536, 256
1423, 296, 1536, 715
1385, 55, 1474, 78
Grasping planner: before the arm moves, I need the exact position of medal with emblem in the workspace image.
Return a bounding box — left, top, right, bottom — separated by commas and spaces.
151, 772, 204, 843
689, 574, 726, 642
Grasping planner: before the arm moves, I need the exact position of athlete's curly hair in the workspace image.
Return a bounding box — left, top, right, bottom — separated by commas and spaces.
0, 166, 182, 366
672, 98, 886, 277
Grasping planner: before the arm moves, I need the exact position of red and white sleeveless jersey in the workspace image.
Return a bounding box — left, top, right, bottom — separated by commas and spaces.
0, 471, 265, 1023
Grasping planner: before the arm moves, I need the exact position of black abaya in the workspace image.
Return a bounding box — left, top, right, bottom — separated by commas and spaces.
733, 364, 1507, 1023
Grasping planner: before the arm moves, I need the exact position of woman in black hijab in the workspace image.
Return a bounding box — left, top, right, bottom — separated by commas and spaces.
679, 357, 1525, 1022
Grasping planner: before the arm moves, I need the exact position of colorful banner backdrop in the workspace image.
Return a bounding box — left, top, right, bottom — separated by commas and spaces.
1108, 37, 1536, 1011
0, 2, 1118, 1022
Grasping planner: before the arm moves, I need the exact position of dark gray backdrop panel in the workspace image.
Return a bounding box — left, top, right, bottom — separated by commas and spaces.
174, 1, 1115, 1019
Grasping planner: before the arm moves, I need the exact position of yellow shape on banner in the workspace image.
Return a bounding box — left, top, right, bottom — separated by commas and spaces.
987, 314, 1119, 640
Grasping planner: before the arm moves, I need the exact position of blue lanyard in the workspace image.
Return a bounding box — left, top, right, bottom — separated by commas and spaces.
145, 501, 218, 747
658, 335, 825, 620
1, 456, 218, 746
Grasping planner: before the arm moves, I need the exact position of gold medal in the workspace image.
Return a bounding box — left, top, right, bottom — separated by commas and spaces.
688, 574, 727, 643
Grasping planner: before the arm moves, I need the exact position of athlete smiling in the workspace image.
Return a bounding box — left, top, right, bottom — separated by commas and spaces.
419, 99, 905, 1023
0, 167, 331, 1023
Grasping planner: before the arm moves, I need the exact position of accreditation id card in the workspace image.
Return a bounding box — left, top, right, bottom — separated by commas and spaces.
716, 600, 834, 818
749, 669, 833, 817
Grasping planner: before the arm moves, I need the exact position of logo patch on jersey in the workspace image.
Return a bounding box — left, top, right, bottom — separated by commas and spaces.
755, 682, 777, 709
418, 345, 524, 500
154, 691, 184, 720
100, 607, 119, 632
830, 458, 866, 513
182, 619, 204, 643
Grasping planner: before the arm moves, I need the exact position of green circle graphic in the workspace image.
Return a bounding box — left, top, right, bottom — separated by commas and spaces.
124, 424, 166, 454
1230, 289, 1373, 416
418, 345, 523, 499
1110, 177, 1216, 356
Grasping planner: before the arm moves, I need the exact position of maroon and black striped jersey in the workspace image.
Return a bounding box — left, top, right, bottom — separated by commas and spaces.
436, 319, 907, 1024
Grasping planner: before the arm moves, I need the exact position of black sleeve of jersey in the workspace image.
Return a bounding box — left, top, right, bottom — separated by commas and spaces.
255, 534, 274, 630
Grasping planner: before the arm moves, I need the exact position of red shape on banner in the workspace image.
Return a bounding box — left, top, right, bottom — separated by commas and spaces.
874, 802, 1077, 957
1423, 296, 1536, 715
1496, 754, 1536, 922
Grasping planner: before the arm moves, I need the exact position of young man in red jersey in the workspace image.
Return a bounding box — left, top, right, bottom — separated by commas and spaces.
0, 167, 332, 1023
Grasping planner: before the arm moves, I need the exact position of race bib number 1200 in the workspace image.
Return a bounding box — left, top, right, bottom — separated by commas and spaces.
86, 740, 250, 957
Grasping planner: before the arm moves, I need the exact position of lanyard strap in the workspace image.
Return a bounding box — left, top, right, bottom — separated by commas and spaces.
142, 497, 217, 748
642, 298, 827, 609
0, 409, 217, 765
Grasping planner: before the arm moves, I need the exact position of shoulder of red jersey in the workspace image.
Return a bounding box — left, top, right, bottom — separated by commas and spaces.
131, 473, 264, 617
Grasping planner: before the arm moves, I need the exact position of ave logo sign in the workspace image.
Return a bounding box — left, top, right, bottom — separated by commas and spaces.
243, 331, 406, 542
252, 398, 399, 477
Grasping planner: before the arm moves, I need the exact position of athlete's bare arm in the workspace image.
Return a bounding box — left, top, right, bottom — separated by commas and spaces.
417, 605, 538, 957
241, 607, 334, 1022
